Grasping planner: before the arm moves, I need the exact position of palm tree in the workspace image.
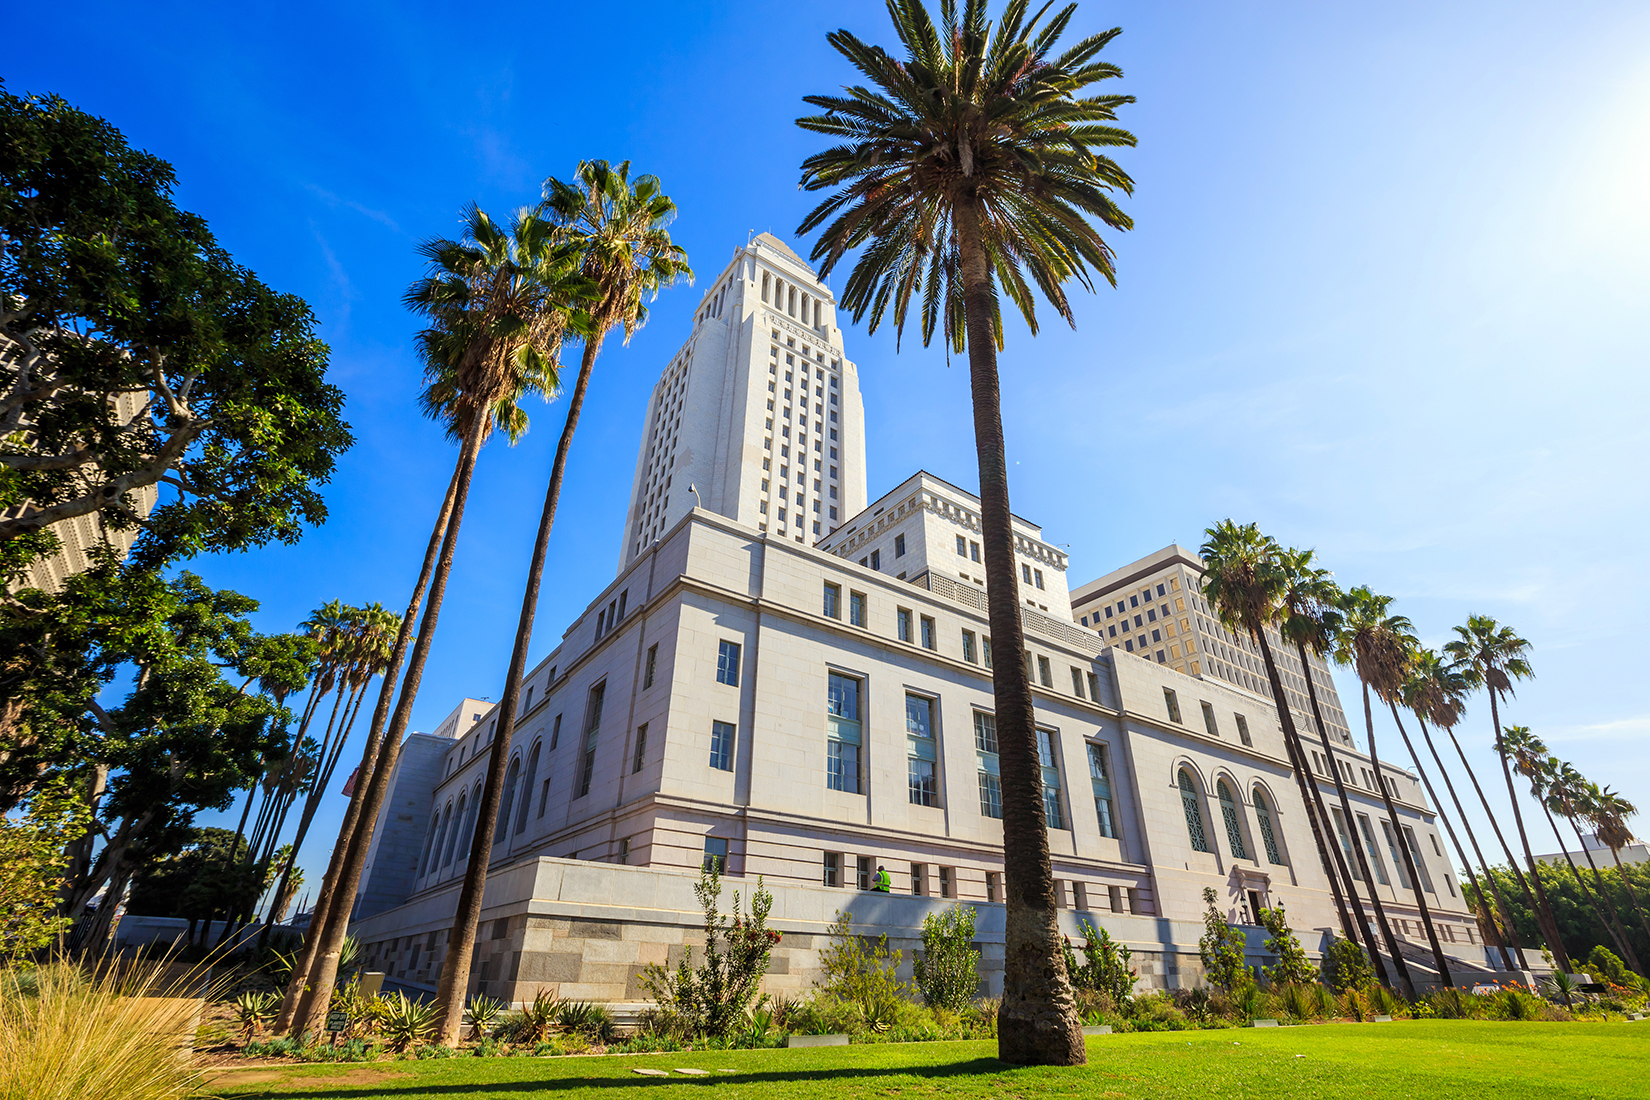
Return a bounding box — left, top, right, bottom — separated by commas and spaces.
1394, 648, 1522, 971
1209, 532, 1380, 975
1274, 547, 1373, 949
1591, 787, 1650, 949
1534, 756, 1642, 973
434, 161, 690, 1042
1328, 586, 1428, 997
1444, 616, 1571, 971
283, 203, 574, 1037
795, 0, 1135, 1066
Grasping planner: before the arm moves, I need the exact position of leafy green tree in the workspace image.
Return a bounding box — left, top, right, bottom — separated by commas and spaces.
0, 88, 350, 579
1591, 787, 1650, 952
816, 909, 907, 1016
1198, 887, 1250, 993
1468, 858, 1650, 973
795, 0, 1135, 1065
0, 781, 86, 956
638, 866, 778, 1038
1322, 935, 1374, 993
1257, 905, 1318, 987
438, 160, 689, 1042
914, 904, 981, 1012
1062, 919, 1136, 1004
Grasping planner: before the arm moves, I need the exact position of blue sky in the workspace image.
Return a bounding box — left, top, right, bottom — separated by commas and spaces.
11, 0, 1649, 897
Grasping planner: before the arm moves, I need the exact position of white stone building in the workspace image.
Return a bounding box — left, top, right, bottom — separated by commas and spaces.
350, 237, 1508, 1006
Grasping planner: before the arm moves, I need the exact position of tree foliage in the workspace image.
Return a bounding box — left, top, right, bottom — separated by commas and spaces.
1061, 918, 1136, 1003
1467, 859, 1650, 974
0, 86, 351, 579
1198, 887, 1250, 993
1322, 935, 1375, 993
1258, 905, 1319, 987
0, 781, 86, 955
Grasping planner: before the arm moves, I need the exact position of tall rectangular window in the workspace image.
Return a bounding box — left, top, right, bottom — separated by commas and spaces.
920, 615, 936, 650
1037, 729, 1064, 829
938, 866, 953, 898
703, 836, 728, 873
910, 863, 925, 895
643, 644, 658, 688
870, 549, 881, 570
577, 682, 605, 798
823, 851, 841, 887
1380, 819, 1412, 890
962, 630, 977, 663
897, 608, 912, 642
849, 591, 865, 627
1071, 667, 1086, 698
1163, 687, 1182, 724
895, 534, 906, 557
970, 541, 981, 562
975, 710, 1001, 819
1088, 742, 1116, 838
1087, 671, 1101, 702
956, 535, 967, 556
1330, 807, 1362, 880
857, 855, 872, 890
986, 871, 1001, 903
549, 713, 562, 751
907, 694, 938, 807
632, 724, 648, 773
1201, 701, 1219, 737
826, 672, 862, 793
1356, 813, 1390, 884
823, 583, 840, 619
716, 641, 741, 686
709, 720, 735, 771
1037, 655, 1053, 687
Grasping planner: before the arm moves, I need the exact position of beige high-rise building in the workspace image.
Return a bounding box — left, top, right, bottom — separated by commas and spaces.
618, 233, 867, 571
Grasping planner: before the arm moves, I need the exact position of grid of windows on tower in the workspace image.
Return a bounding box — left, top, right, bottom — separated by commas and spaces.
760, 341, 844, 540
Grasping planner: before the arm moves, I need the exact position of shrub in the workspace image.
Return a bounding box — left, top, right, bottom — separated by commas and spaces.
1257, 906, 1318, 986
912, 905, 980, 1012
557, 1000, 614, 1042
1064, 920, 1137, 1003
0, 956, 211, 1100
1426, 987, 1474, 1020
1309, 982, 1337, 1019
815, 909, 907, 1020
638, 866, 778, 1038
1129, 992, 1190, 1032
1322, 936, 1374, 993
464, 994, 504, 1041
1198, 888, 1250, 993
509, 991, 563, 1044
416, 1043, 457, 1058
1368, 983, 1405, 1017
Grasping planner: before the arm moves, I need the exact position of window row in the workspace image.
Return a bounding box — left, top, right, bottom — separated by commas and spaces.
1177, 768, 1288, 867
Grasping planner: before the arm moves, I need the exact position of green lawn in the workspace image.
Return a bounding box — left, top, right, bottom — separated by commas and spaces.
208, 1021, 1648, 1100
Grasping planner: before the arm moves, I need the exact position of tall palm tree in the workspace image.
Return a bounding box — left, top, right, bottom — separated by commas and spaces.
1393, 648, 1521, 971
1444, 616, 1571, 971
1274, 547, 1371, 948
434, 160, 690, 1042
1328, 586, 1429, 997
1511, 735, 1636, 976
795, 0, 1135, 1065
1590, 786, 1650, 949
283, 203, 575, 1037
1209, 533, 1379, 975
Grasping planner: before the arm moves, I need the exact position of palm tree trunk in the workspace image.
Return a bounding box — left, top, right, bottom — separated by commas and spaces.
1291, 641, 1378, 955
1487, 690, 1572, 971
954, 193, 1082, 1067
1367, 700, 1452, 987
1299, 655, 1400, 990
1348, 683, 1417, 998
1396, 709, 1517, 971
1548, 810, 1641, 973
273, 457, 463, 1035
434, 330, 605, 1041
1607, 845, 1650, 953
1443, 722, 1557, 972
289, 416, 486, 1038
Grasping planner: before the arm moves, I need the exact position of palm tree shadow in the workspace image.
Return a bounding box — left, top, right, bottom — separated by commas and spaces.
251, 1057, 1016, 1099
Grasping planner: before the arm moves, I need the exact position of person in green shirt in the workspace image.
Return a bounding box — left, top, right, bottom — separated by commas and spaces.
872, 865, 891, 893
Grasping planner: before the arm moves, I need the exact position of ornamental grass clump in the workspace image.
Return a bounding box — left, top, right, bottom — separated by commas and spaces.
0, 957, 210, 1100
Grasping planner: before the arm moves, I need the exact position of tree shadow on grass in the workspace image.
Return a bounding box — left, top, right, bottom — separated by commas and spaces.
242, 1057, 1019, 1099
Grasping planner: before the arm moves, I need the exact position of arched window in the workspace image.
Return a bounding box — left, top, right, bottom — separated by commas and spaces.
425, 801, 452, 877
1217, 780, 1248, 859
441, 792, 466, 868
1179, 769, 1209, 853
1253, 787, 1285, 864
460, 780, 482, 856
515, 742, 541, 835
494, 757, 521, 843
416, 811, 440, 876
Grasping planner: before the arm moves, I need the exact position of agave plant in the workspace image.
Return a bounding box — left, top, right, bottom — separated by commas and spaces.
232, 990, 279, 1044
519, 989, 564, 1044
465, 994, 504, 1041
379, 992, 440, 1052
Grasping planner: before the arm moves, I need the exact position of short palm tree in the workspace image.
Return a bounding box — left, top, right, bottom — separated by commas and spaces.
284, 203, 576, 1037
1395, 649, 1523, 971
1330, 586, 1429, 998
434, 160, 690, 1042
794, 0, 1135, 1066
1590, 787, 1650, 949
1444, 616, 1571, 971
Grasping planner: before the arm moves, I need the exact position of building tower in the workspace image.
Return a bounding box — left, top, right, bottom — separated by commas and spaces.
618, 233, 869, 571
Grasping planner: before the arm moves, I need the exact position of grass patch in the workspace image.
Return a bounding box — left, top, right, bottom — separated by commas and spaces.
211, 1020, 1647, 1099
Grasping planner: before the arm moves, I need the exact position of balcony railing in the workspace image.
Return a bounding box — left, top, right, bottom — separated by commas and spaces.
914, 572, 1101, 650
